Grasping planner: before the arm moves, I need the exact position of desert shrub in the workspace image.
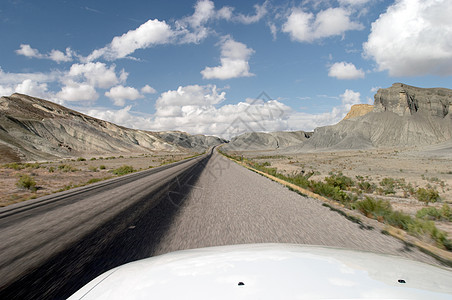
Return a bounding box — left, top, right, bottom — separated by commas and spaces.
58, 164, 78, 172
252, 162, 277, 176
416, 204, 452, 221
88, 166, 98, 172
99, 165, 106, 170
3, 162, 25, 170
86, 178, 102, 184
24, 163, 41, 169
385, 211, 414, 230
407, 219, 452, 250
286, 173, 311, 189
324, 172, 355, 190
401, 182, 416, 198
112, 165, 135, 176
77, 157, 86, 161
415, 188, 440, 204
416, 207, 442, 220
355, 197, 392, 219
16, 174, 37, 191
440, 203, 451, 220
310, 181, 351, 204
90, 157, 97, 161
379, 178, 396, 195
48, 166, 55, 173
357, 181, 376, 193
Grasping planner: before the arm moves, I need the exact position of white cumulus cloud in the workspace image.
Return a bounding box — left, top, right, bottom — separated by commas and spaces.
83, 85, 364, 139
363, 0, 452, 76
328, 61, 365, 79
15, 44, 74, 63
141, 85, 157, 94
201, 36, 255, 80
282, 7, 363, 42
67, 62, 122, 89
86, 19, 174, 61
105, 85, 143, 106
56, 81, 98, 102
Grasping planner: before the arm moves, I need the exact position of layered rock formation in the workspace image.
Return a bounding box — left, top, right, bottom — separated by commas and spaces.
303, 83, 452, 150
0, 93, 224, 162
374, 83, 452, 117
224, 83, 452, 152
222, 131, 312, 151
343, 104, 373, 120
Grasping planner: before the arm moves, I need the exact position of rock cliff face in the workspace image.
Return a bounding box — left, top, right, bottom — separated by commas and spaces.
0, 93, 224, 162
224, 83, 452, 152
302, 83, 452, 150
343, 104, 373, 120
374, 83, 452, 118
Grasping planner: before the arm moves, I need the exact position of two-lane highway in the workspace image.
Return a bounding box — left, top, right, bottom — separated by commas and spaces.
0, 150, 211, 299
0, 147, 444, 299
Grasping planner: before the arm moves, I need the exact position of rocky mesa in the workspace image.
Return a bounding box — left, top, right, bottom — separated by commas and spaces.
303, 83, 452, 150
0, 93, 224, 163
225, 83, 452, 152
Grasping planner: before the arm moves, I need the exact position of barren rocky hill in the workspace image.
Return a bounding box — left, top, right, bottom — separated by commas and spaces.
303, 83, 452, 150
0, 93, 224, 163
222, 131, 313, 152
225, 83, 452, 152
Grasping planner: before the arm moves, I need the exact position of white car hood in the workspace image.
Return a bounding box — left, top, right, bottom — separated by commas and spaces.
68, 243, 452, 299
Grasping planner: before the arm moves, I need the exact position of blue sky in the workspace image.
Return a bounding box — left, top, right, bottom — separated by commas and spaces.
1, 0, 451, 138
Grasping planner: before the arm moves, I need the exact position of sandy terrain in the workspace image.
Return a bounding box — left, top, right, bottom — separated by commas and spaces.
0, 151, 195, 207
231, 146, 452, 237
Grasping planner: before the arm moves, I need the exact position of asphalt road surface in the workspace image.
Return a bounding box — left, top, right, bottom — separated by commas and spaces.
0, 148, 443, 299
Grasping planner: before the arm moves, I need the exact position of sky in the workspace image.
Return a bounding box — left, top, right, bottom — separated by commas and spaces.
1, 0, 452, 139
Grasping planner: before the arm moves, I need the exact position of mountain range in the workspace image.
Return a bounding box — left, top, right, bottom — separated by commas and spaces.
2, 83, 451, 162
0, 93, 225, 163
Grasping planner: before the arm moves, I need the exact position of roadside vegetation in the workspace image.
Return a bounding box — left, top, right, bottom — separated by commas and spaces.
0, 152, 199, 207
111, 165, 135, 176
16, 174, 37, 192
220, 150, 452, 251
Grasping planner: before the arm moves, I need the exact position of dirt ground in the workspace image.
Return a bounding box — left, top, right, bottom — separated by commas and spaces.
0, 151, 195, 207
236, 147, 452, 237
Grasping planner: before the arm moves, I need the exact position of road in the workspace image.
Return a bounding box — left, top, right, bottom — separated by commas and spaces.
0, 148, 442, 299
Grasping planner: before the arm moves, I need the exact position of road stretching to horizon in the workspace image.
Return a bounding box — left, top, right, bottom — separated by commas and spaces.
0, 147, 442, 299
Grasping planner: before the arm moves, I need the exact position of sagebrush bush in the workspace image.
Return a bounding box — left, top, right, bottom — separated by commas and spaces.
416, 204, 452, 221
16, 174, 37, 191
379, 178, 396, 195
310, 181, 351, 204
384, 211, 413, 230
357, 181, 376, 193
58, 164, 78, 172
355, 197, 392, 219
112, 165, 135, 176
324, 172, 355, 190
415, 188, 440, 204
407, 219, 452, 250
